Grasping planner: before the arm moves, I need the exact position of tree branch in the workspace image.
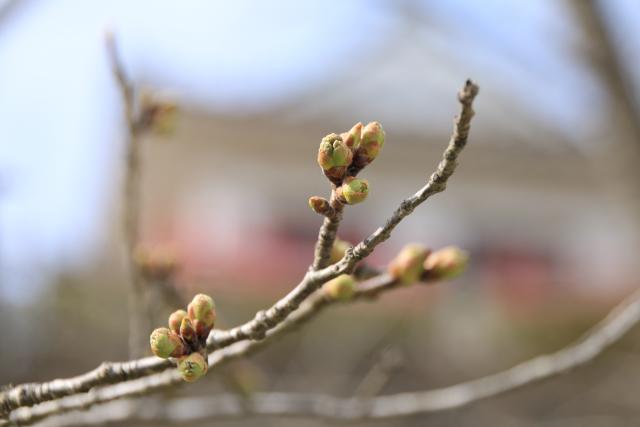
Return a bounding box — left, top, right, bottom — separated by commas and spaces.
0, 79, 479, 420
1, 274, 405, 426
14, 287, 640, 427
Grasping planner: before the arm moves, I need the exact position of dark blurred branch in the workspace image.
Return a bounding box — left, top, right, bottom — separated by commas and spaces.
105, 33, 149, 358
0, 80, 478, 423
13, 287, 640, 426
571, 0, 640, 137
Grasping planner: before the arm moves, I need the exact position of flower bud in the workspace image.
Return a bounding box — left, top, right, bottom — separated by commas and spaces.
423, 246, 469, 281
150, 102, 178, 135
317, 134, 352, 180
330, 238, 351, 264
339, 177, 369, 205
388, 244, 430, 285
150, 327, 185, 358
340, 122, 362, 149
168, 309, 187, 334
323, 274, 356, 300
177, 352, 208, 382
353, 122, 385, 168
140, 92, 179, 135
180, 317, 198, 346
308, 196, 333, 216
188, 294, 216, 338
133, 244, 179, 281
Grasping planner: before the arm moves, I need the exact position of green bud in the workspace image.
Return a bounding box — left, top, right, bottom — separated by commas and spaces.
330, 238, 351, 264
188, 294, 216, 339
323, 274, 356, 301
388, 244, 430, 285
150, 327, 185, 358
340, 122, 362, 149
339, 177, 369, 205
177, 352, 208, 383
168, 309, 187, 334
424, 246, 469, 281
308, 196, 333, 216
317, 134, 352, 180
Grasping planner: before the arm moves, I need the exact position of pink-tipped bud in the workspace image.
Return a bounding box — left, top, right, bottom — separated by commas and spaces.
187, 294, 216, 338
340, 122, 362, 149
308, 196, 333, 216
353, 121, 385, 168
323, 274, 356, 301
330, 238, 351, 264
180, 317, 198, 346
423, 246, 469, 281
338, 177, 369, 205
168, 309, 187, 334
388, 244, 430, 285
177, 352, 208, 383
150, 327, 185, 358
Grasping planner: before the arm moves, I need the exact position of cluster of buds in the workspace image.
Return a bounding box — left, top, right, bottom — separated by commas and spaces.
137, 91, 178, 135
311, 122, 386, 209
149, 293, 216, 382
388, 244, 469, 285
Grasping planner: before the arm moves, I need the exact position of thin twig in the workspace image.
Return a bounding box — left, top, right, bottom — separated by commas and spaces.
15, 287, 640, 426
0, 80, 479, 419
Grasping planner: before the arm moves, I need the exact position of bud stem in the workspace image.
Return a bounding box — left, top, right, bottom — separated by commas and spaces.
311, 189, 345, 271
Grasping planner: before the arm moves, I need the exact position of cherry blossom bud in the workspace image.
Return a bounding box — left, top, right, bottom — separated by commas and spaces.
180, 317, 198, 347
330, 238, 351, 264
150, 328, 185, 358
353, 121, 385, 168
187, 294, 216, 338
423, 246, 469, 281
339, 177, 369, 205
317, 134, 352, 180
308, 196, 333, 216
323, 274, 356, 301
168, 309, 187, 334
388, 244, 430, 285
340, 122, 362, 149
178, 352, 208, 382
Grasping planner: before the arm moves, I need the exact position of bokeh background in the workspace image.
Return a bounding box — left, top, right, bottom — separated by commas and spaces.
2, 0, 640, 425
